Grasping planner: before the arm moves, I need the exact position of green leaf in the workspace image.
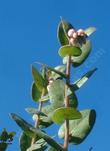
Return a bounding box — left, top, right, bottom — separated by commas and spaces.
0, 129, 16, 144
8, 132, 16, 141
39, 116, 53, 128
27, 139, 47, 151
58, 109, 96, 144
57, 19, 74, 46
72, 68, 97, 91
48, 65, 67, 79
0, 129, 8, 141
48, 79, 65, 107
34, 105, 59, 128
31, 82, 42, 102
10, 113, 64, 151
68, 87, 78, 108
19, 132, 31, 151
34, 62, 67, 79
10, 113, 36, 138
59, 45, 82, 58
63, 40, 92, 67
32, 66, 46, 90
85, 27, 96, 36
39, 105, 57, 128
25, 108, 47, 117
41, 64, 47, 80
48, 147, 57, 151
0, 143, 8, 151
52, 107, 82, 124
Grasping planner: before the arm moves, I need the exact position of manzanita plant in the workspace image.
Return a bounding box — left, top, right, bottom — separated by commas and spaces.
10, 18, 97, 151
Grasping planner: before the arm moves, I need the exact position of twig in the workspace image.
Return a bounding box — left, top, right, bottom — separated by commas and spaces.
64, 56, 71, 151
31, 88, 45, 145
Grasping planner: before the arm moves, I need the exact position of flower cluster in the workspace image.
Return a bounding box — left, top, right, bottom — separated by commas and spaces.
67, 28, 87, 46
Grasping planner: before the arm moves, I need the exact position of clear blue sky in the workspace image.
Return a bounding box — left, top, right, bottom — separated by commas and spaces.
0, 0, 109, 151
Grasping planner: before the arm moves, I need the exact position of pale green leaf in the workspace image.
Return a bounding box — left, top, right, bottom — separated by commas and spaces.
58, 109, 96, 144
59, 45, 82, 58
27, 139, 47, 151
63, 40, 92, 67
72, 68, 97, 91
48, 65, 67, 79
85, 27, 96, 36
52, 107, 82, 124
48, 147, 57, 151
47, 79, 65, 107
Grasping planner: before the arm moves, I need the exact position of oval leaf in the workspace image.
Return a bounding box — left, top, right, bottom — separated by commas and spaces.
72, 68, 97, 91
48, 79, 65, 107
32, 66, 46, 90
31, 82, 42, 102
85, 27, 96, 36
58, 109, 96, 144
69, 90, 78, 108
52, 107, 82, 124
63, 40, 92, 67
48, 147, 57, 151
19, 132, 31, 151
27, 139, 47, 151
57, 19, 74, 46
59, 45, 82, 58
40, 104, 64, 128
49, 65, 66, 80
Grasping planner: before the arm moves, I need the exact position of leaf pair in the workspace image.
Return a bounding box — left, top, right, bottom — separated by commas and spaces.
32, 64, 67, 102
31, 79, 79, 128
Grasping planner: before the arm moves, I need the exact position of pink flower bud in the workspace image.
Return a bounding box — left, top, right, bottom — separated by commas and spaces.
69, 38, 75, 44
81, 33, 85, 36
68, 29, 75, 37
77, 29, 85, 36
73, 32, 78, 39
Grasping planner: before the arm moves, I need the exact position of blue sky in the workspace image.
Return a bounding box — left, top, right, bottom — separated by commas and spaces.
0, 0, 110, 150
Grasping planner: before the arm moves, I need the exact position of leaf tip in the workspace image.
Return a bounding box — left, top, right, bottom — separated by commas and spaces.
9, 113, 16, 120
